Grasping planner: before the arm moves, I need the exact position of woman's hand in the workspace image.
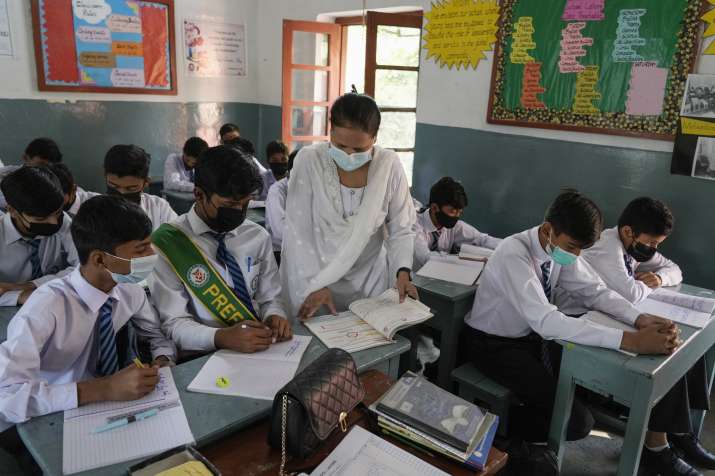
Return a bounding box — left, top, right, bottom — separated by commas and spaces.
298, 287, 337, 321
396, 270, 418, 303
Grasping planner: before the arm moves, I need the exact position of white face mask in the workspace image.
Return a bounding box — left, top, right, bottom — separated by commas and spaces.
104, 253, 159, 284
328, 143, 372, 172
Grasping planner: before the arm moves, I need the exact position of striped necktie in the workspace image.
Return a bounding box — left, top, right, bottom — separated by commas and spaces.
429, 230, 441, 252
210, 232, 257, 317
26, 239, 42, 280
623, 253, 634, 277
541, 261, 552, 302
97, 299, 119, 377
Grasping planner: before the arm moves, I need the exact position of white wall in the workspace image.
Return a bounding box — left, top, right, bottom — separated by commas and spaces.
0, 0, 259, 103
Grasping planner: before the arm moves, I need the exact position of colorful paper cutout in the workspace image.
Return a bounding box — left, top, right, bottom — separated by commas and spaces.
702, 7, 715, 55
626, 62, 668, 116
78, 51, 115, 68
423, 0, 501, 70
561, 0, 605, 21
521, 62, 546, 109
111, 40, 142, 56
76, 26, 111, 43
72, 0, 111, 25
140, 3, 169, 87
612, 9, 647, 63
106, 14, 142, 33
110, 68, 144, 87
559, 22, 593, 73
681, 117, 715, 137
510, 16, 536, 64
573, 65, 601, 114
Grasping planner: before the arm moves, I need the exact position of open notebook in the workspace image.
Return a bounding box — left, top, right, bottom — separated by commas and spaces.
305, 289, 433, 352
458, 244, 494, 262
416, 255, 485, 286
636, 288, 715, 329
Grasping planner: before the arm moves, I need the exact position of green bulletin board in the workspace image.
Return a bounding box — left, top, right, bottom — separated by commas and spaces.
487, 0, 705, 139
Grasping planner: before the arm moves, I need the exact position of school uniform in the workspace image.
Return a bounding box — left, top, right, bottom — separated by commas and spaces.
258, 169, 279, 201
139, 192, 178, 232
149, 207, 287, 352
265, 177, 288, 252
0, 268, 176, 431
0, 212, 79, 306
163, 153, 195, 193
65, 187, 99, 218
413, 208, 502, 270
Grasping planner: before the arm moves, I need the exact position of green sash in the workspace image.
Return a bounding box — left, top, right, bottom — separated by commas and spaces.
151, 223, 258, 326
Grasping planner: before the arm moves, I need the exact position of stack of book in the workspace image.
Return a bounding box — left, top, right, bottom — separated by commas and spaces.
371, 372, 499, 471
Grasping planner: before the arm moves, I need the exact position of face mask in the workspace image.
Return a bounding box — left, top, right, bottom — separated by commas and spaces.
435, 210, 459, 229
547, 234, 578, 267
105, 253, 159, 284
329, 144, 372, 172
203, 199, 247, 233
627, 241, 657, 262
18, 212, 64, 237
107, 185, 142, 205
269, 162, 289, 178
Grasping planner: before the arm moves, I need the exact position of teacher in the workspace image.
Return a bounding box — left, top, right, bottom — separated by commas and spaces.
281, 93, 418, 320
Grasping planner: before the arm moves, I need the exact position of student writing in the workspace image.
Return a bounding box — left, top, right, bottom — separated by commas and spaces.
164, 137, 208, 193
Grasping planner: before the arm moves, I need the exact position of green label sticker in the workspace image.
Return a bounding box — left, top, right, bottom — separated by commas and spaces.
216, 376, 230, 388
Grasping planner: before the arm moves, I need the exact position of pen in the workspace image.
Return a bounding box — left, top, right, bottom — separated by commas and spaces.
133, 357, 146, 369
94, 408, 159, 433
247, 256, 252, 273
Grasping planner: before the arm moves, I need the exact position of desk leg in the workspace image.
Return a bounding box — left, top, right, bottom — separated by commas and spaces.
385, 356, 400, 380
691, 344, 715, 437
398, 328, 420, 375
617, 377, 654, 476
548, 354, 576, 469
436, 318, 460, 390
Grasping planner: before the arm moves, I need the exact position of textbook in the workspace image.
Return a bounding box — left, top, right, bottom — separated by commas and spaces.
304, 289, 433, 352
458, 244, 494, 262
636, 288, 715, 329
375, 371, 490, 453
416, 255, 485, 286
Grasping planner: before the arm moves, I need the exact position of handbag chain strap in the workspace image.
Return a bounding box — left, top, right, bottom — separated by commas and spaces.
280, 393, 290, 476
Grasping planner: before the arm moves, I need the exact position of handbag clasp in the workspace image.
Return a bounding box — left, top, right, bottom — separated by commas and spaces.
339, 411, 348, 432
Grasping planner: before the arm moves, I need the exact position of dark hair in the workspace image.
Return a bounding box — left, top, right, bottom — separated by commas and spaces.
48, 163, 75, 195
544, 189, 603, 247
104, 145, 151, 179
266, 140, 289, 159
195, 145, 263, 200
288, 149, 299, 171
330, 93, 381, 137
224, 136, 256, 156
429, 177, 468, 209
71, 195, 152, 265
219, 123, 240, 137
25, 137, 63, 163
182, 137, 209, 159
617, 197, 674, 237
0, 166, 64, 216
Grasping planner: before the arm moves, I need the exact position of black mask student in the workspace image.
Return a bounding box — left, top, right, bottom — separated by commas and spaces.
18, 212, 64, 237
107, 186, 142, 205
205, 204, 247, 233
269, 162, 289, 178
627, 241, 657, 262
435, 210, 459, 229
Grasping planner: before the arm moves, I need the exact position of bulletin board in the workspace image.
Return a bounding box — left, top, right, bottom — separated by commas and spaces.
31, 0, 177, 95
486, 0, 706, 139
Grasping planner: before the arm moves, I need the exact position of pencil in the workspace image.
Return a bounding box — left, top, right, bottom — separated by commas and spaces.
133, 357, 146, 369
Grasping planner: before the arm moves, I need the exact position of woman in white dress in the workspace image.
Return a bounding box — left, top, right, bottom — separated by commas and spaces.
281, 94, 418, 320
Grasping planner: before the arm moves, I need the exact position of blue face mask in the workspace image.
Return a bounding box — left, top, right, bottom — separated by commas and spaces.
105, 253, 159, 284
547, 235, 578, 267
328, 144, 372, 172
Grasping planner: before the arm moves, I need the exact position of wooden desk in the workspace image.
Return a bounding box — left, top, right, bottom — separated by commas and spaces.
410, 275, 477, 389
164, 190, 195, 215
202, 369, 508, 476
0, 306, 18, 342
548, 284, 715, 476
17, 325, 410, 475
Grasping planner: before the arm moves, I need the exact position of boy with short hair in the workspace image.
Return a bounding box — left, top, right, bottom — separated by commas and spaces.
258, 140, 290, 201
150, 145, 291, 355
164, 137, 209, 192
219, 123, 241, 143
104, 145, 177, 231
0, 195, 175, 431
265, 149, 298, 261
413, 177, 501, 269
0, 167, 79, 306
0, 138, 64, 209
223, 136, 268, 175
48, 163, 98, 218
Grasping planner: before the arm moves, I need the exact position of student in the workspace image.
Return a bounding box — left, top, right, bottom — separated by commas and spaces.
150, 145, 291, 355
413, 177, 502, 269
465, 190, 711, 476
0, 167, 79, 306
0, 138, 64, 209
265, 149, 298, 262
219, 123, 241, 143
164, 137, 208, 193
104, 145, 177, 231
281, 93, 417, 319
0, 195, 175, 432
48, 163, 98, 218
223, 136, 268, 175
258, 140, 290, 201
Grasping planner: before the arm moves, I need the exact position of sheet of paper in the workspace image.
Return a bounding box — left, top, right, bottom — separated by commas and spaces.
651, 288, 715, 314
458, 244, 493, 261
572, 65, 601, 114
626, 62, 668, 116
417, 258, 484, 286
561, 0, 605, 21
63, 368, 194, 475
558, 22, 593, 74
350, 289, 433, 339
311, 426, 448, 476
187, 335, 311, 400
636, 298, 712, 329
581, 311, 636, 356
521, 61, 547, 109
305, 311, 392, 352
612, 9, 647, 63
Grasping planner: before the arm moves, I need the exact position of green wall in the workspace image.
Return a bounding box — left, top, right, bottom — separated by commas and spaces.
412, 123, 715, 291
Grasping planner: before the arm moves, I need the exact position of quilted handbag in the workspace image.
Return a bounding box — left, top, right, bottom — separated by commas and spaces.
268, 348, 365, 475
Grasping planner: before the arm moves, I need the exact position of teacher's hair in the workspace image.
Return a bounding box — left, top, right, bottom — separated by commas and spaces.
330, 93, 381, 137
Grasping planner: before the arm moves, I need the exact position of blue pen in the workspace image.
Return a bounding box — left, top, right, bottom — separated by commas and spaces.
247, 256, 252, 273
94, 408, 159, 434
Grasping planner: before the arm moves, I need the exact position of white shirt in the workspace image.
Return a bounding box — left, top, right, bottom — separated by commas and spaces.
140, 193, 178, 232
66, 187, 99, 218
0, 269, 176, 430
265, 177, 288, 252
258, 169, 278, 201
163, 153, 195, 193
149, 208, 287, 352
465, 226, 642, 350
579, 227, 683, 304
252, 156, 267, 174
0, 212, 79, 306
413, 208, 502, 269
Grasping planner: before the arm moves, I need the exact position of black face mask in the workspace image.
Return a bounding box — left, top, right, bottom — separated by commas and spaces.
204, 201, 247, 233
269, 162, 289, 178
627, 241, 657, 262
107, 186, 142, 205
435, 210, 459, 229
17, 212, 64, 237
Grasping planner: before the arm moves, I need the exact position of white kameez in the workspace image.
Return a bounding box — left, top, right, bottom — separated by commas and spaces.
281, 143, 416, 317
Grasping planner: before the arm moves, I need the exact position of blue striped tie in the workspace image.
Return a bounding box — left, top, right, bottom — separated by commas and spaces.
623, 253, 634, 277
541, 261, 552, 302
26, 239, 42, 280
429, 230, 441, 251
210, 233, 257, 317
97, 299, 119, 377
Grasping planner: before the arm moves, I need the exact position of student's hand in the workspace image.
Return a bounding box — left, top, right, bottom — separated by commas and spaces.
298, 287, 337, 321
396, 271, 419, 303
265, 315, 293, 342
106, 365, 160, 401
215, 320, 273, 353
635, 313, 678, 334
17, 287, 36, 305
635, 272, 662, 289
151, 355, 175, 368
621, 325, 681, 355
0, 281, 34, 295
